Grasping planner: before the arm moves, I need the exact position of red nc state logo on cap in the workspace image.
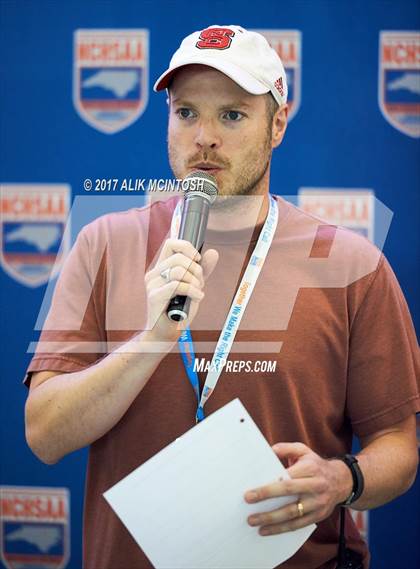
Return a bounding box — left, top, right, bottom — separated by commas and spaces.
196, 28, 235, 50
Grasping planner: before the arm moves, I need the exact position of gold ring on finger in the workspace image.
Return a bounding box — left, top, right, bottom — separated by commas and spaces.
296, 501, 304, 518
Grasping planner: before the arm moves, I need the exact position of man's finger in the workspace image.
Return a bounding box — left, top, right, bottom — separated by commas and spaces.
244, 476, 317, 503
271, 442, 312, 462
247, 495, 317, 528
161, 239, 201, 262
257, 512, 318, 536
201, 248, 219, 281
147, 254, 204, 286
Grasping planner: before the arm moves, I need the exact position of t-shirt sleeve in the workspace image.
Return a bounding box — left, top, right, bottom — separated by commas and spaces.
347, 255, 419, 437
24, 225, 107, 386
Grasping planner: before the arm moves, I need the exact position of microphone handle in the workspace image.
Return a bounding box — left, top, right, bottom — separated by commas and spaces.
167, 196, 210, 322
165, 273, 196, 322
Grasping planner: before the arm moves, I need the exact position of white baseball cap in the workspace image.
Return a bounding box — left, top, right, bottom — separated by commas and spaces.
153, 25, 288, 106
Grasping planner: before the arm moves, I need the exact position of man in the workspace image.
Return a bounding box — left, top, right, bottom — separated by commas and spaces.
25, 25, 419, 568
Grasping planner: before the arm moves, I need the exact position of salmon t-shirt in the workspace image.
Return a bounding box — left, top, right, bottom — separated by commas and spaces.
26, 195, 419, 569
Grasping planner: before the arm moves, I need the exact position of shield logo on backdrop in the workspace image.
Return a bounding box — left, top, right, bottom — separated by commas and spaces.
298, 188, 375, 242
253, 30, 301, 121
0, 184, 70, 287
379, 31, 420, 138
73, 29, 149, 134
0, 486, 70, 569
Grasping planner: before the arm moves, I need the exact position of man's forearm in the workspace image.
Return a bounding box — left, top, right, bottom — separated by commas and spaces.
25, 330, 176, 464
332, 417, 418, 510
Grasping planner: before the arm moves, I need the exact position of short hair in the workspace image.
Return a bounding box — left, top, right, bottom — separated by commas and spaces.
265, 93, 279, 125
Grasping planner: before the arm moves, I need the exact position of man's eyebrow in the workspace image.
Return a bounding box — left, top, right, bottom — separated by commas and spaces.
170, 97, 193, 106
218, 100, 252, 110
170, 97, 252, 109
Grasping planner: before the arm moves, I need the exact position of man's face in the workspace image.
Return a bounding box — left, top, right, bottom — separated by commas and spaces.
167, 65, 276, 200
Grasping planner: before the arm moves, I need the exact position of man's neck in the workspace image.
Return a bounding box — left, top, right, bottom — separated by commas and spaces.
206, 192, 270, 232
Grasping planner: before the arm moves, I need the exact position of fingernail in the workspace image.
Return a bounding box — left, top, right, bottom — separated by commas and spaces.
260, 528, 270, 536
245, 491, 258, 502
248, 516, 260, 526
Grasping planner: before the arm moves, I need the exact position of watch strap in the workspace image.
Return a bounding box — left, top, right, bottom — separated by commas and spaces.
339, 454, 364, 506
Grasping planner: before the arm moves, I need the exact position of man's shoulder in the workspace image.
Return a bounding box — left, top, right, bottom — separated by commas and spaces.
275, 196, 383, 287
278, 196, 380, 259
79, 196, 180, 243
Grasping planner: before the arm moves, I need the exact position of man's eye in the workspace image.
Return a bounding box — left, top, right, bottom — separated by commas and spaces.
176, 108, 195, 119
222, 110, 243, 121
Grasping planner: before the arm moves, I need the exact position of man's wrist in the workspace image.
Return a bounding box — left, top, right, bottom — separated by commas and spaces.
330, 458, 354, 505
337, 454, 365, 506
115, 329, 178, 356
140, 328, 179, 346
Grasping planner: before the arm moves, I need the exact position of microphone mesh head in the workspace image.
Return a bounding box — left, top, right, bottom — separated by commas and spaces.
183, 170, 218, 204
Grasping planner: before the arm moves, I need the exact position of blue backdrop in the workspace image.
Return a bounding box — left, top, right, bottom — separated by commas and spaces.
1, 1, 419, 568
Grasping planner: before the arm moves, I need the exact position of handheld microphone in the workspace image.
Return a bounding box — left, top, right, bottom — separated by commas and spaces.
167, 170, 218, 322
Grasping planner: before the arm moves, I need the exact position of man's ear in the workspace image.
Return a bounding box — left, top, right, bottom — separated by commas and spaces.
272, 104, 288, 148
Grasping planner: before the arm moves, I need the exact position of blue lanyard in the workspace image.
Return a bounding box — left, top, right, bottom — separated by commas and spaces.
178, 328, 205, 422
176, 195, 278, 423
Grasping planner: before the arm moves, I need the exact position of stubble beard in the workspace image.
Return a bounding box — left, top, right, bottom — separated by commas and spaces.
168, 128, 273, 212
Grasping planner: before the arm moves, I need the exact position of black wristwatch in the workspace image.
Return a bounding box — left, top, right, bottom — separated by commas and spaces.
338, 454, 364, 506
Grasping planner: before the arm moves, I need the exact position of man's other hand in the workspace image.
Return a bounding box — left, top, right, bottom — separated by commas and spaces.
244, 442, 352, 535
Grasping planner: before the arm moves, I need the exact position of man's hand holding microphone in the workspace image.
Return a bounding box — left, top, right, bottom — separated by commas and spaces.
144, 171, 219, 343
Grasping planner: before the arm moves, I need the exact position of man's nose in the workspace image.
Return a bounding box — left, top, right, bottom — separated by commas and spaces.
193, 119, 222, 150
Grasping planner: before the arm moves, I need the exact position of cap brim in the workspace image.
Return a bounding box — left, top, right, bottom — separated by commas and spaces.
153, 56, 270, 96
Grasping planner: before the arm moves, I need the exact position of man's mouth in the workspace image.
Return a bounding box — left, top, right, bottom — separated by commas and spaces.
191, 163, 223, 174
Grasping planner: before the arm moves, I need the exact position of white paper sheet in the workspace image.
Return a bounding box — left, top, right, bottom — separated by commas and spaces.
104, 398, 315, 569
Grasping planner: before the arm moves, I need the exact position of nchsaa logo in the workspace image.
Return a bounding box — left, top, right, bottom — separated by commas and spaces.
0, 185, 70, 287
379, 31, 420, 138
73, 29, 149, 134
253, 30, 301, 121
0, 486, 70, 569
298, 188, 375, 242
